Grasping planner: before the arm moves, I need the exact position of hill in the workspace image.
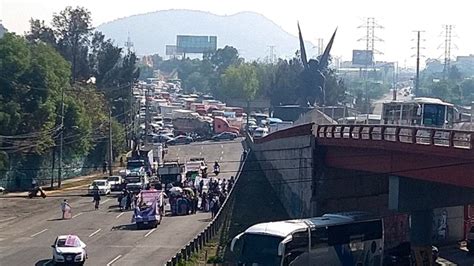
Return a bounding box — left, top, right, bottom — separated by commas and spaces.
97, 9, 314, 60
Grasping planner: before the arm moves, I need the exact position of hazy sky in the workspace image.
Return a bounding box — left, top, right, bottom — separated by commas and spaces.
1, 0, 473, 66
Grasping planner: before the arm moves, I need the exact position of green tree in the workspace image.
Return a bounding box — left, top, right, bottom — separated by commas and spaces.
52, 6, 93, 82
220, 64, 259, 101
211, 46, 242, 73
26, 19, 56, 46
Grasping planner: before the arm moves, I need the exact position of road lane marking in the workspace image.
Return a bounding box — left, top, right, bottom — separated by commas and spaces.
144, 228, 156, 238
30, 229, 48, 238
100, 198, 111, 205
72, 212, 83, 219
89, 228, 102, 237
220, 144, 223, 149
0, 217, 16, 223
221, 150, 224, 154
116, 212, 125, 219
107, 255, 122, 266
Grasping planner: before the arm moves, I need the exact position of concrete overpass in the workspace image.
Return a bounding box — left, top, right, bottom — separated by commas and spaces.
249, 122, 474, 263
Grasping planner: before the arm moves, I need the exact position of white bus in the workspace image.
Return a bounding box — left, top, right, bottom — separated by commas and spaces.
231, 212, 383, 266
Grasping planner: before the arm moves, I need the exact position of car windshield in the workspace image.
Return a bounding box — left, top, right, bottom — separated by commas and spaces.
239, 234, 283, 264
107, 176, 119, 182
92, 181, 105, 186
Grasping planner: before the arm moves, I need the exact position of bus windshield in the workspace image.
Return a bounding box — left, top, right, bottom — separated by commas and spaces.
239, 234, 283, 265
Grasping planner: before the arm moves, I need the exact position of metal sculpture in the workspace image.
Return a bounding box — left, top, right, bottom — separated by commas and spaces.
297, 22, 337, 106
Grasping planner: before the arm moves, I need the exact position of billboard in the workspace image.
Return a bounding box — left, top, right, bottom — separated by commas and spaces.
352, 50, 373, 66
165, 45, 182, 56
176, 35, 217, 54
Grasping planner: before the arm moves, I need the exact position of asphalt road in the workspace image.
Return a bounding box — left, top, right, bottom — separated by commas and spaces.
0, 139, 243, 266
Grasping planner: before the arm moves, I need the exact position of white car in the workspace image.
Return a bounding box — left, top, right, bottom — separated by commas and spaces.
87, 180, 111, 195
51, 235, 87, 265
107, 175, 124, 191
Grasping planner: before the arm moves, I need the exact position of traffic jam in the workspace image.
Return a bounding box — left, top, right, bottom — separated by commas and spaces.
37, 79, 243, 265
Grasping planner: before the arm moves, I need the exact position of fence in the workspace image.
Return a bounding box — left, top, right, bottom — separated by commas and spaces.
165, 140, 249, 266
317, 124, 474, 149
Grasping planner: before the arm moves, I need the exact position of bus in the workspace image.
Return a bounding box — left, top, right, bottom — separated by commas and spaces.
230, 212, 383, 266
382, 97, 455, 128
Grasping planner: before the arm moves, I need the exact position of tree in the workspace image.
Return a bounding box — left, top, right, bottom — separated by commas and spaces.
52, 6, 93, 82
211, 46, 242, 73
26, 19, 56, 46
89, 32, 122, 89
220, 64, 259, 101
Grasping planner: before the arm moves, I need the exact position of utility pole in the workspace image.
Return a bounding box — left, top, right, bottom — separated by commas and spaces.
144, 89, 150, 146
412, 30, 425, 96
57, 87, 65, 188
108, 108, 113, 176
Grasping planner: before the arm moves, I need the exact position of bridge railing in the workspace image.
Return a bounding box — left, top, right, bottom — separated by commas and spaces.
165, 139, 249, 266
317, 124, 474, 149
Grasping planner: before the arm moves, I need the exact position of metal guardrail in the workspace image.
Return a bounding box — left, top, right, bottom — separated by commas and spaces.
316, 124, 474, 149
165, 141, 249, 266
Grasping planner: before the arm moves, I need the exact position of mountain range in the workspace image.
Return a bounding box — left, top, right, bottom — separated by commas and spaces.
97, 9, 315, 60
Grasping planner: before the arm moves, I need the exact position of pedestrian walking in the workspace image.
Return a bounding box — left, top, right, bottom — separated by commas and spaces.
93, 189, 101, 210
102, 160, 108, 174
119, 157, 124, 167
61, 199, 71, 219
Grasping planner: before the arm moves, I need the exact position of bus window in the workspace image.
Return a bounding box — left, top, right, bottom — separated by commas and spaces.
423, 104, 445, 127
311, 227, 328, 249
239, 234, 283, 265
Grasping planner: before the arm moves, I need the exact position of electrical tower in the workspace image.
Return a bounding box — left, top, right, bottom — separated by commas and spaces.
412, 30, 425, 96
358, 17, 384, 69
267, 45, 276, 64
440, 25, 455, 79
124, 33, 134, 54
317, 38, 324, 55
357, 17, 384, 118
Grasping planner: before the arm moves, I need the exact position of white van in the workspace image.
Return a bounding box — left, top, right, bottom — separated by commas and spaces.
252, 127, 268, 139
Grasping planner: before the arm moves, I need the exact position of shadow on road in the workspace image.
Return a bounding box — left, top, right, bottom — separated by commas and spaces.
111, 223, 136, 231
35, 259, 51, 266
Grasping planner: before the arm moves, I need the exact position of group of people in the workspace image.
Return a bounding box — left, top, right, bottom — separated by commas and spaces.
117, 189, 139, 211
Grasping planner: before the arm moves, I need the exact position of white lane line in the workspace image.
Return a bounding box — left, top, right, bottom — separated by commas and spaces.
107, 255, 122, 266
221, 150, 224, 154
219, 156, 223, 161
100, 198, 111, 205
144, 228, 156, 238
30, 229, 48, 238
88, 228, 102, 237
0, 217, 16, 223
220, 144, 223, 149
72, 212, 83, 219
116, 212, 125, 219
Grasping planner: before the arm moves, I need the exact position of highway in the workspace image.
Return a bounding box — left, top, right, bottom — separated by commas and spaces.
0, 140, 243, 266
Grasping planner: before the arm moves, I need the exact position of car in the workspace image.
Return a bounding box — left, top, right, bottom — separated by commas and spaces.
212, 132, 238, 141
166, 135, 193, 145
87, 180, 111, 195
107, 175, 124, 191
153, 134, 173, 143
51, 235, 87, 265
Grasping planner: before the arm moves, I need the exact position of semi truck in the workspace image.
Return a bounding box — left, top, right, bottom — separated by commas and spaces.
158, 160, 185, 188
127, 148, 154, 176
173, 116, 240, 139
